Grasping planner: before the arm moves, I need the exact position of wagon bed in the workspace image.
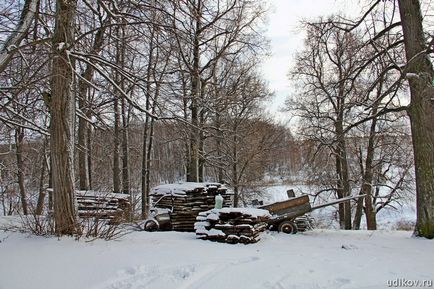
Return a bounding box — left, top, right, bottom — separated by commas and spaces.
259, 194, 365, 234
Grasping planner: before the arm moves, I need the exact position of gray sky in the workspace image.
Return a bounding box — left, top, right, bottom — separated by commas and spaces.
262, 0, 363, 122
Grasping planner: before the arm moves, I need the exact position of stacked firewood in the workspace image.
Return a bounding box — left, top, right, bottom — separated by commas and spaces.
195, 208, 271, 244
150, 183, 233, 231
76, 191, 130, 223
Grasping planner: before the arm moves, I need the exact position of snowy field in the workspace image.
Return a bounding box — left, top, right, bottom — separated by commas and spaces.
1, 222, 432, 289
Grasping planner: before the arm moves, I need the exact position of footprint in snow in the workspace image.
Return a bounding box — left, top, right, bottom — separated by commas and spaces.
230, 256, 260, 265
341, 244, 358, 250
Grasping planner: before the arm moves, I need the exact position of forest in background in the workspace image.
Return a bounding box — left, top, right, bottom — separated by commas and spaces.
0, 0, 432, 238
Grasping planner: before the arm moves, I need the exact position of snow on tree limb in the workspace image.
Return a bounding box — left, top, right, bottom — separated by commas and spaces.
0, 0, 38, 73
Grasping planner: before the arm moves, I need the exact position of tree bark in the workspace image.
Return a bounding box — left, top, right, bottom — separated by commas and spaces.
77, 100, 89, 190
398, 0, 434, 239
232, 125, 239, 207
187, 0, 202, 182
50, 0, 78, 235
141, 29, 155, 219
15, 127, 28, 215
113, 95, 121, 193
353, 96, 380, 230
35, 137, 49, 215
335, 117, 352, 229
87, 123, 93, 190
215, 112, 224, 183
121, 95, 130, 195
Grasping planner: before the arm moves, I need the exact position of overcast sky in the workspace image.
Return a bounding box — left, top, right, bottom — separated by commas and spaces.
261, 0, 364, 122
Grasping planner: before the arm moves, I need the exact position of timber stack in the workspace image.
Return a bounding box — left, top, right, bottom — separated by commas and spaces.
76, 191, 130, 223
150, 182, 233, 231
195, 208, 270, 244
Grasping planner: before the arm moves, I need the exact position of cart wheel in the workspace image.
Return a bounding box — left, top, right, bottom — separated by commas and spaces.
278, 221, 298, 234
144, 219, 159, 232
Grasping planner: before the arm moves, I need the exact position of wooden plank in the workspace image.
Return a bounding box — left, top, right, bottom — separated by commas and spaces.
311, 194, 366, 210
267, 203, 312, 224
259, 195, 310, 214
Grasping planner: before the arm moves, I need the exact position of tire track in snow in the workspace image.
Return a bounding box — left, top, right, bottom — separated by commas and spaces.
176, 256, 260, 289
92, 256, 261, 289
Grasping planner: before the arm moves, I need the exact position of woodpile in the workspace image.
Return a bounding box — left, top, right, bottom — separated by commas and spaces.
150, 183, 233, 231
195, 208, 271, 244
76, 191, 130, 223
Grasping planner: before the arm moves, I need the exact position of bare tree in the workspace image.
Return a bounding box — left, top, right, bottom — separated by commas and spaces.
169, 0, 267, 182
288, 14, 414, 230
289, 21, 366, 229
398, 0, 434, 239
332, 0, 433, 237
50, 0, 78, 235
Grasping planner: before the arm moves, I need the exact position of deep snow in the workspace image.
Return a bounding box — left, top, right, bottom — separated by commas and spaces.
1, 224, 432, 289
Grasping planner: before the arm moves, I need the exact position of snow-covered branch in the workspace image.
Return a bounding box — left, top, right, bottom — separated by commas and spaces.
0, 0, 38, 73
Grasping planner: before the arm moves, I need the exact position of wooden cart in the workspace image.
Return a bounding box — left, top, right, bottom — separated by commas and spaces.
259, 194, 364, 234
259, 195, 311, 234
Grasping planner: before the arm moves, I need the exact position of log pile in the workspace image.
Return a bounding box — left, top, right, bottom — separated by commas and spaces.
150, 183, 233, 231
195, 208, 271, 244
76, 191, 130, 223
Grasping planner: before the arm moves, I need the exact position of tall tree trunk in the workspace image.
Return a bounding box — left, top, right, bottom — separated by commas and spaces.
77, 98, 89, 190
335, 63, 352, 230
113, 96, 121, 193
50, 0, 78, 235
353, 147, 365, 230
121, 95, 129, 195
142, 69, 163, 218
199, 107, 205, 182
48, 149, 53, 211
198, 80, 207, 182
15, 127, 28, 215
141, 116, 150, 219
187, 0, 202, 182
35, 137, 49, 215
398, 0, 434, 239
353, 119, 378, 230
215, 112, 224, 183
77, 18, 106, 191
87, 123, 93, 190
118, 23, 129, 196
362, 112, 379, 230
335, 122, 352, 230
184, 87, 192, 181
141, 30, 155, 219
142, 115, 156, 219
353, 90, 381, 230
232, 125, 239, 206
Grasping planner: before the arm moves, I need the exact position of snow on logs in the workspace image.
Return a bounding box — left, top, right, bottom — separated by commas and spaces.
195, 208, 271, 244
150, 182, 233, 231
76, 190, 130, 223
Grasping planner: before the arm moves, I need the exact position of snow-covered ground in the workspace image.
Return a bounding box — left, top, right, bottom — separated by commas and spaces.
1, 222, 432, 289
